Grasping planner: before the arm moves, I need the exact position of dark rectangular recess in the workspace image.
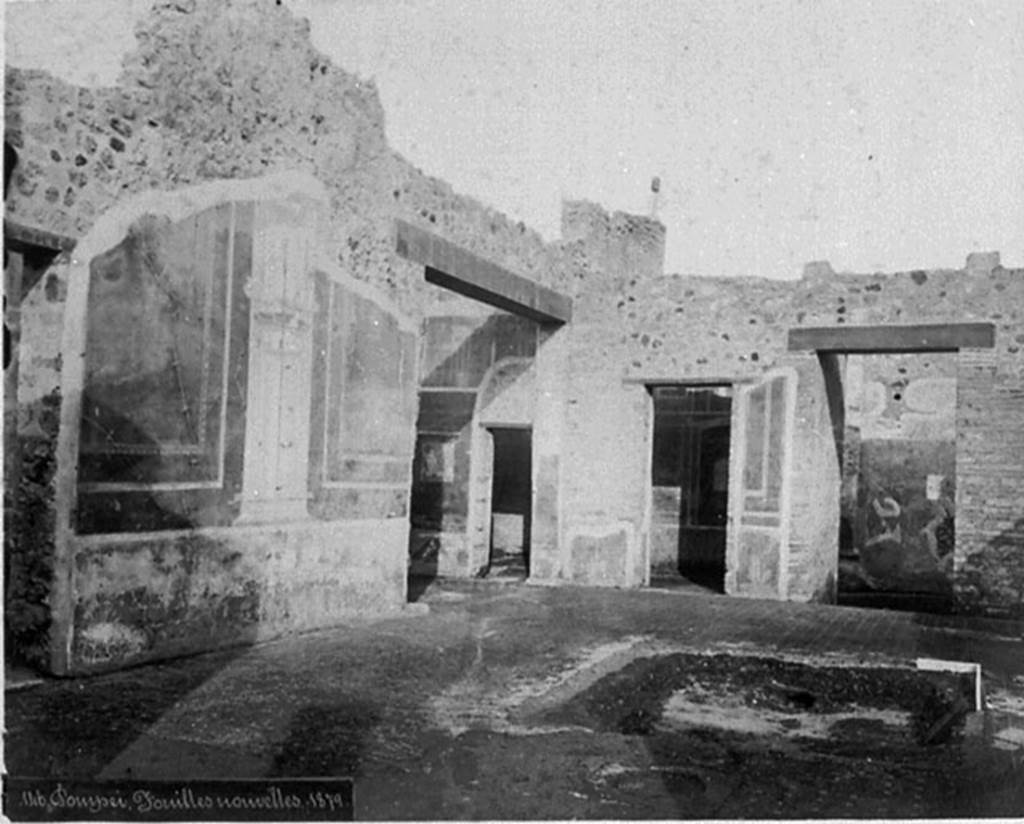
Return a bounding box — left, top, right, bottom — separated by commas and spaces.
416, 390, 477, 433
4, 221, 74, 299
788, 323, 995, 353
395, 219, 571, 324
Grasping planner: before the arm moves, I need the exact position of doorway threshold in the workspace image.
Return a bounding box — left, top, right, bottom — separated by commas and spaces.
649, 572, 722, 595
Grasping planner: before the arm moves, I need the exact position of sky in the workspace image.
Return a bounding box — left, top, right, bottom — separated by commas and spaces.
6, 0, 1024, 278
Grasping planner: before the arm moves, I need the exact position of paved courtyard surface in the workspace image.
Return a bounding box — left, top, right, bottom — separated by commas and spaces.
5, 579, 1024, 820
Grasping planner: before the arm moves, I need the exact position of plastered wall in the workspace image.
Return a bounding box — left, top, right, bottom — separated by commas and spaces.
36, 175, 422, 674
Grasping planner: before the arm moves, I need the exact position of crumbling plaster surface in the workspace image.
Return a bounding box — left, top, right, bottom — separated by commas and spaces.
847, 353, 958, 442
69, 518, 407, 673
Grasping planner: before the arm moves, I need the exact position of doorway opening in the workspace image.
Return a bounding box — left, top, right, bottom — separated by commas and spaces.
486, 426, 532, 579
650, 385, 732, 592
837, 352, 957, 613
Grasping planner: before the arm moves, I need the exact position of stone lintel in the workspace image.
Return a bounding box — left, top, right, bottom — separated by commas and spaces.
788, 323, 995, 353
395, 219, 572, 324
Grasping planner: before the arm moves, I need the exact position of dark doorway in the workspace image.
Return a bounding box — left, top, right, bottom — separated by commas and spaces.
837, 353, 957, 614
487, 427, 532, 579
650, 386, 732, 592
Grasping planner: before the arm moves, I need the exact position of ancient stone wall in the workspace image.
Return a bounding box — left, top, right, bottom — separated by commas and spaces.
4, 0, 563, 321
557, 201, 1022, 609
6, 0, 1022, 633
546, 203, 665, 586
4, 0, 579, 671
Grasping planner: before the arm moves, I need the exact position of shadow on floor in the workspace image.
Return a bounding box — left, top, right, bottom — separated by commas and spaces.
651, 563, 725, 594
838, 590, 954, 614
268, 701, 381, 778
408, 572, 438, 603
407, 530, 440, 603
3, 645, 251, 778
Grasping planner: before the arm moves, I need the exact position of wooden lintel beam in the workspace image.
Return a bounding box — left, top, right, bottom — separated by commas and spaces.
622, 376, 748, 386
4, 220, 76, 301
788, 323, 995, 353
4, 219, 76, 253
395, 219, 572, 324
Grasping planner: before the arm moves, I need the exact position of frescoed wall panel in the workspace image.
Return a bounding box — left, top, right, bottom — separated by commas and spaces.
76, 202, 253, 533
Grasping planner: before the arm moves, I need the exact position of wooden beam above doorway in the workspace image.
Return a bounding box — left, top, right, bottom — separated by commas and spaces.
395, 219, 572, 324
787, 323, 995, 353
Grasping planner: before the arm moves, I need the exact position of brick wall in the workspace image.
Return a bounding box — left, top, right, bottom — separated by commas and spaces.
956, 348, 1024, 616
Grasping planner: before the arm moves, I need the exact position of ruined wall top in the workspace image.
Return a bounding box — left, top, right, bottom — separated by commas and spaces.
559, 199, 667, 282
5, 0, 1017, 315
800, 252, 1005, 284
3, 0, 563, 316
5, 0, 382, 235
